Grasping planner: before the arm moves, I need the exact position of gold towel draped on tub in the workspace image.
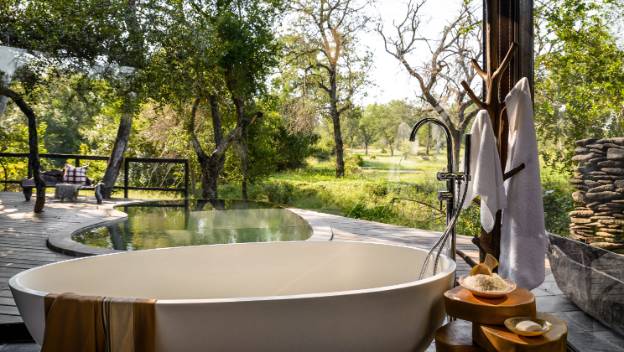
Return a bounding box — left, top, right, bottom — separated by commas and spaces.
42, 293, 156, 352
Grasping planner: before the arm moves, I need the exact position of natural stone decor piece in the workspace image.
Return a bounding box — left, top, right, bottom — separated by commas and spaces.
570, 138, 624, 251
548, 234, 624, 336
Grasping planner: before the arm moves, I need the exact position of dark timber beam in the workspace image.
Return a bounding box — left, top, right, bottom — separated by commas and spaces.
474, 0, 534, 261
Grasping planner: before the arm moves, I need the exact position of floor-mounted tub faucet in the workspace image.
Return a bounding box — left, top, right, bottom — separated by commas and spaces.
409, 118, 471, 264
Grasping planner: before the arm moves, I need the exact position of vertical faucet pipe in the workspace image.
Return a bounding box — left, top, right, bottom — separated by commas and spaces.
409, 118, 455, 260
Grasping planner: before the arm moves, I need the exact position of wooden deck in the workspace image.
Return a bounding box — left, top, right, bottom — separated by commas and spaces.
0, 192, 127, 330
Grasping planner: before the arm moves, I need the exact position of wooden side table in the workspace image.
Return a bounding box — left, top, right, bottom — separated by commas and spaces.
444, 286, 536, 325
435, 287, 567, 352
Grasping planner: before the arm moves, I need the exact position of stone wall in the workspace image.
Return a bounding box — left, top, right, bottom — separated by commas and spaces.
569, 138, 624, 251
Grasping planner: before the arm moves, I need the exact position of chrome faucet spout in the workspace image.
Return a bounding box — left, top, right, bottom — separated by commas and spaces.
409, 118, 454, 176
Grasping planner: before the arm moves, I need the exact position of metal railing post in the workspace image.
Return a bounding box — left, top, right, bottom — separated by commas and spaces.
184, 160, 189, 199
123, 159, 129, 199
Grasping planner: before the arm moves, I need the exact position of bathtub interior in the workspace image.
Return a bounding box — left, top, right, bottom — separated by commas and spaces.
13, 241, 455, 301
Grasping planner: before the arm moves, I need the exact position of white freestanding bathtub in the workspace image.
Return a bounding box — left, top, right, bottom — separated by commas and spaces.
10, 241, 455, 352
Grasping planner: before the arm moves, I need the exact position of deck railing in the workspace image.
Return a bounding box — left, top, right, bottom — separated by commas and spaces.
0, 152, 189, 198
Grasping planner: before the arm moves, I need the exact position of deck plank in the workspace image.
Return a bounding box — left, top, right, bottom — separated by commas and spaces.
0, 192, 127, 329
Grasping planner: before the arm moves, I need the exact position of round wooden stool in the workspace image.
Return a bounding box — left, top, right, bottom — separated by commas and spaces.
444, 286, 536, 325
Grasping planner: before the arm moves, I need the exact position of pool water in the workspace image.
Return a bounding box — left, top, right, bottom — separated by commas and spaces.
73, 200, 313, 250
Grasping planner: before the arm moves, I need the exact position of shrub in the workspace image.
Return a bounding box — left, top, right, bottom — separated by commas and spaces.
542, 184, 573, 236
346, 202, 397, 223
311, 145, 333, 161
263, 182, 295, 205
365, 182, 388, 197
345, 154, 364, 174
272, 126, 319, 171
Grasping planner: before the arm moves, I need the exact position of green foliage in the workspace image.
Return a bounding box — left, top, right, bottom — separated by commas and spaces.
344, 154, 364, 174
263, 181, 296, 204
541, 168, 574, 236
269, 123, 319, 171
0, 0, 138, 66
535, 0, 624, 168
346, 202, 397, 224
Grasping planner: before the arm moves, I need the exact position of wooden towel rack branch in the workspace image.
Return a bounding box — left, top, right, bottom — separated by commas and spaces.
460, 39, 527, 261
461, 42, 517, 124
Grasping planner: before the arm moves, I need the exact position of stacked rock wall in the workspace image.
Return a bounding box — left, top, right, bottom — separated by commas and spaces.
570, 138, 624, 251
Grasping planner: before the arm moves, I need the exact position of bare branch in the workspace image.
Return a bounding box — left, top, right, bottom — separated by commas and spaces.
493, 42, 518, 80
461, 80, 485, 109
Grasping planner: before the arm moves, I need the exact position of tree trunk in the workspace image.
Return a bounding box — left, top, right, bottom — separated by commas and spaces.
451, 128, 462, 172
189, 96, 242, 200
364, 142, 368, 156
0, 96, 8, 116
239, 137, 249, 200
0, 87, 45, 212
197, 155, 222, 200
389, 143, 394, 156
200, 159, 221, 199
328, 70, 345, 178
232, 98, 249, 200
425, 125, 432, 156
332, 112, 345, 177
101, 95, 136, 198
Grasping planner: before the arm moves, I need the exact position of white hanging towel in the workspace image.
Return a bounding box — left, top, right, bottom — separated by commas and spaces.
499, 77, 547, 289
462, 110, 506, 233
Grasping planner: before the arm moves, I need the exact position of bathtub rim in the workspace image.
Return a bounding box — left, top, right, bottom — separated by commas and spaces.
10, 240, 456, 305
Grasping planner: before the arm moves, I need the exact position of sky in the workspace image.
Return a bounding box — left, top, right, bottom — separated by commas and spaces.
362, 0, 474, 105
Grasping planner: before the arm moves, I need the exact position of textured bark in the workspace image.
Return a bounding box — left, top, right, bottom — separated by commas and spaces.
329, 70, 345, 177
450, 128, 462, 173
101, 97, 135, 198
331, 115, 345, 177
189, 96, 242, 200
425, 125, 432, 156
0, 87, 45, 212
233, 97, 249, 200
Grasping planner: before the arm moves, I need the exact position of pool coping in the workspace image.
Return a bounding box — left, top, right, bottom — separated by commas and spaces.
46, 201, 333, 257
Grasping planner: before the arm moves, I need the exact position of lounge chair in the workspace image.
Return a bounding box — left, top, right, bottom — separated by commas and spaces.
21, 169, 103, 204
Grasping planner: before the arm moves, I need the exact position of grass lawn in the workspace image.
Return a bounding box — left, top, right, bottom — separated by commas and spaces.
222, 149, 479, 235
223, 148, 573, 237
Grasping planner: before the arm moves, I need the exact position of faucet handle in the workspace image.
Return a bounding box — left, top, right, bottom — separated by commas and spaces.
437, 191, 453, 201
437, 172, 469, 182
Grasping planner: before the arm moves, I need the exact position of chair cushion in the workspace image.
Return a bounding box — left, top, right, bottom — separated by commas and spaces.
62, 164, 88, 185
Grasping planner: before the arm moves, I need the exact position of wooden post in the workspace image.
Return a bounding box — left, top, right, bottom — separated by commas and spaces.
123, 158, 129, 199
465, 0, 534, 261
